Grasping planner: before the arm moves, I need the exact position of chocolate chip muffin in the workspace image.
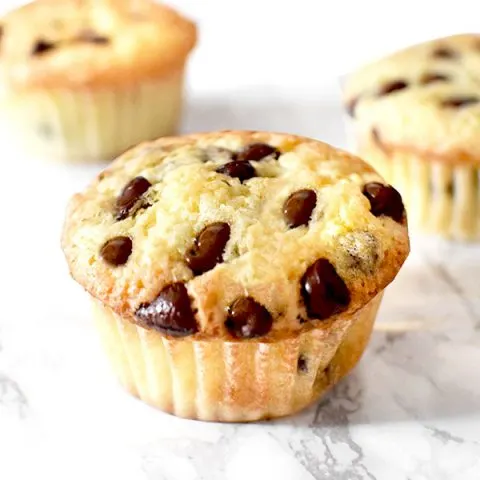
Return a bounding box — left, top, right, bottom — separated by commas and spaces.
0, 0, 196, 163
343, 34, 480, 241
61, 130, 410, 422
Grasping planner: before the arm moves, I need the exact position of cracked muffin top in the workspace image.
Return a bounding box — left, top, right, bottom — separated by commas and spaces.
343, 34, 480, 165
0, 0, 197, 89
61, 131, 410, 340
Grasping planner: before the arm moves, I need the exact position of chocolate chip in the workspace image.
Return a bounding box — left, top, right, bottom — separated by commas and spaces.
216, 160, 256, 182
186, 222, 231, 275
32, 40, 56, 56
225, 297, 273, 338
135, 283, 198, 336
363, 182, 405, 223
420, 72, 449, 85
236, 143, 280, 162
100, 236, 132, 266
77, 29, 109, 44
346, 97, 359, 117
446, 181, 455, 196
301, 259, 350, 320
441, 96, 479, 108
115, 176, 151, 220
297, 355, 308, 373
283, 189, 317, 228
378, 80, 409, 96
432, 47, 457, 59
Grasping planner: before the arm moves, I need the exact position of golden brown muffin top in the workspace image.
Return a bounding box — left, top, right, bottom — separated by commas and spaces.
0, 0, 197, 89
343, 34, 480, 165
62, 131, 410, 340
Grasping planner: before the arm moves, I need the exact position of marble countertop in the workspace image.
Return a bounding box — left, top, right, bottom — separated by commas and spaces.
2, 89, 480, 480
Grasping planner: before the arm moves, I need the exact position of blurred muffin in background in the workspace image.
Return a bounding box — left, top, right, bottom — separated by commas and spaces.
0, 0, 197, 163
343, 34, 480, 241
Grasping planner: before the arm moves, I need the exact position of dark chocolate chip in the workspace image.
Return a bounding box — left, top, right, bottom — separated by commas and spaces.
441, 96, 479, 108
363, 182, 404, 223
301, 259, 350, 320
236, 143, 280, 162
216, 160, 256, 182
77, 29, 110, 44
32, 40, 56, 56
283, 189, 317, 228
420, 72, 450, 85
432, 47, 457, 59
115, 176, 151, 220
297, 355, 308, 373
225, 297, 273, 338
346, 97, 359, 117
378, 80, 409, 96
100, 236, 132, 266
135, 283, 198, 336
186, 222, 231, 275
446, 181, 455, 196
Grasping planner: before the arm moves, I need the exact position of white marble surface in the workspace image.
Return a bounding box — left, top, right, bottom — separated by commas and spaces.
1, 84, 480, 480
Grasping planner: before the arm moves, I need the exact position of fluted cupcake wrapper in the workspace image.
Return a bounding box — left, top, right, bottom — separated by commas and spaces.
0, 70, 185, 163
91, 294, 382, 423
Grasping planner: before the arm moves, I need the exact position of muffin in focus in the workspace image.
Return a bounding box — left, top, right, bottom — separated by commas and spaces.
343, 34, 480, 241
61, 130, 409, 422
0, 0, 196, 163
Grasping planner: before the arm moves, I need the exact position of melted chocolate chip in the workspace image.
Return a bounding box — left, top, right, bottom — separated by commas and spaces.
100, 236, 132, 266
32, 40, 56, 56
115, 176, 151, 220
363, 182, 405, 223
432, 47, 457, 59
297, 355, 308, 373
378, 80, 409, 96
441, 96, 479, 108
283, 189, 317, 228
186, 222, 231, 275
135, 283, 198, 336
77, 29, 110, 44
420, 72, 450, 85
216, 160, 256, 182
301, 259, 350, 320
236, 143, 280, 162
225, 297, 273, 338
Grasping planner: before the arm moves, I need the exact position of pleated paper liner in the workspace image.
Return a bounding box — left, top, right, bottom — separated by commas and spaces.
0, 69, 185, 164
92, 293, 382, 422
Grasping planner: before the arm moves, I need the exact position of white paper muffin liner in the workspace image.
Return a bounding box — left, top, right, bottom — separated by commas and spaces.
0, 70, 185, 163
91, 293, 382, 423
